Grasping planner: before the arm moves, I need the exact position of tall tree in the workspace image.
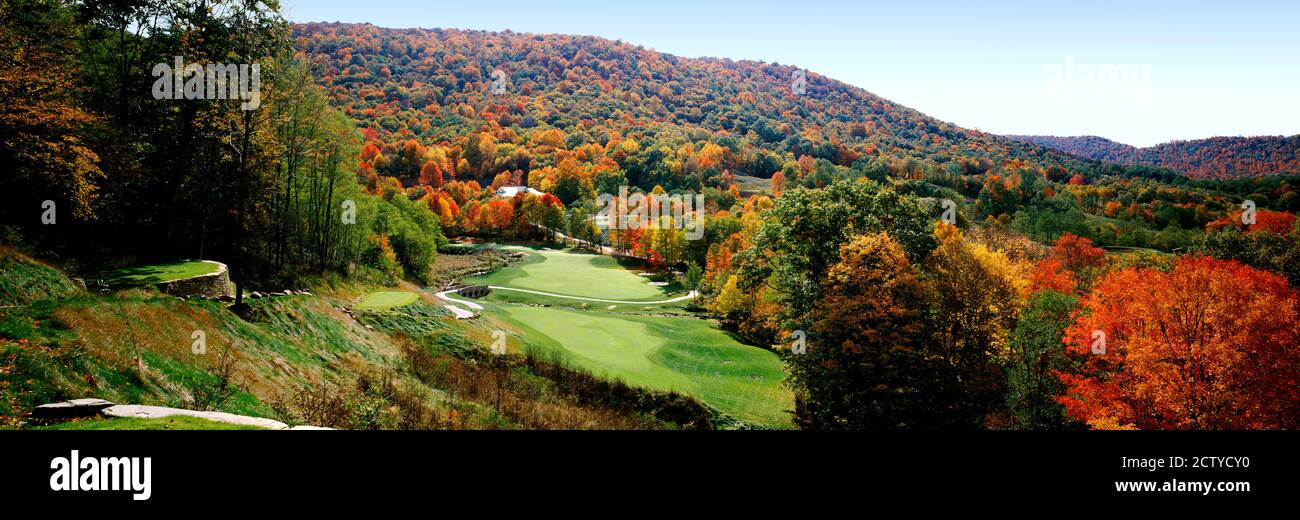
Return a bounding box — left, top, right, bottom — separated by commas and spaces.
1060, 256, 1300, 429
736, 180, 937, 334
792, 232, 929, 429
920, 224, 1024, 428
0, 0, 103, 228
1006, 290, 1079, 429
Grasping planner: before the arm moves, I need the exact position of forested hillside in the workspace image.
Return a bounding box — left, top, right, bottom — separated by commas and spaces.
1009, 134, 1300, 179
291, 22, 1299, 255
293, 22, 1116, 190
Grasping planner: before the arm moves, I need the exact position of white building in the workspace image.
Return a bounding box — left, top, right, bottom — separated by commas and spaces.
495, 186, 545, 198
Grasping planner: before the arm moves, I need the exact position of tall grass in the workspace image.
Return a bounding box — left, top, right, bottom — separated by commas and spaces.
0, 247, 81, 306
400, 338, 714, 430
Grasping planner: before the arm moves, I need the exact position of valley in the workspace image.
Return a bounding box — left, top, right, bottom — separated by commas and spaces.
461, 245, 791, 426
1, 1, 1297, 432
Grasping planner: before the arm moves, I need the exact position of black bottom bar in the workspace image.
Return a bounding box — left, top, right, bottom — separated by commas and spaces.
4, 431, 1293, 511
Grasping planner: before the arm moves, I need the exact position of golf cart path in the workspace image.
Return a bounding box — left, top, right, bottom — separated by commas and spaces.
434, 290, 482, 319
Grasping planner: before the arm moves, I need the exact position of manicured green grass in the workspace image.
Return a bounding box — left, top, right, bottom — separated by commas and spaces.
99, 260, 219, 287
466, 247, 668, 301
354, 291, 420, 311
491, 304, 792, 426
37, 416, 267, 430
479, 287, 693, 314
464, 243, 791, 426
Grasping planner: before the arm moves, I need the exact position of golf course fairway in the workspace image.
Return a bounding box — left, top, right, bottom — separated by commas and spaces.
463, 245, 793, 426
466, 247, 668, 301
490, 303, 792, 426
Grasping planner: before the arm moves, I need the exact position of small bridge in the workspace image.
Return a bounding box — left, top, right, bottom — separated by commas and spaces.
456, 285, 492, 299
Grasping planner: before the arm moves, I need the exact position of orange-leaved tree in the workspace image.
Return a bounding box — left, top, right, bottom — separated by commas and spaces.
795, 232, 928, 429
1059, 256, 1300, 429
1027, 258, 1077, 294
1205, 209, 1298, 236
1048, 233, 1105, 275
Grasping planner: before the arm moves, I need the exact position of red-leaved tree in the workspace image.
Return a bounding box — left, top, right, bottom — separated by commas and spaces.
1059, 256, 1300, 429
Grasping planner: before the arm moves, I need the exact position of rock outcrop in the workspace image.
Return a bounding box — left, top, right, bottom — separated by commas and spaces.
32, 399, 331, 430
32, 398, 116, 419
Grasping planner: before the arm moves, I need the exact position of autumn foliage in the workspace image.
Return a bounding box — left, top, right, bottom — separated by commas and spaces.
1026, 259, 1076, 294
0, 0, 102, 221
799, 232, 926, 428
1010, 134, 1300, 180
1047, 233, 1106, 274
1059, 256, 1300, 429
1205, 209, 1297, 236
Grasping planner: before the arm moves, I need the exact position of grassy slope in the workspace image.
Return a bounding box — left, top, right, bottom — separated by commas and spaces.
1, 249, 703, 430
98, 260, 219, 286
490, 303, 791, 427
0, 248, 410, 426
1, 291, 391, 423
0, 248, 81, 306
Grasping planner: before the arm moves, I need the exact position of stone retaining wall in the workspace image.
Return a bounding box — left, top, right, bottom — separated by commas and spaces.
156, 261, 233, 298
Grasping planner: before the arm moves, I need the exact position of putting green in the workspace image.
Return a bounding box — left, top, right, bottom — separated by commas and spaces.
492, 304, 792, 426
355, 291, 420, 311
99, 260, 219, 286
466, 247, 667, 301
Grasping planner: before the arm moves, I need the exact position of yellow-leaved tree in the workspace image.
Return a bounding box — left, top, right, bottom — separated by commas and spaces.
920, 223, 1027, 427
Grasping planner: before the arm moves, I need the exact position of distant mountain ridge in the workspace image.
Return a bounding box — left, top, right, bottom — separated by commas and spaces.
1006, 134, 1300, 179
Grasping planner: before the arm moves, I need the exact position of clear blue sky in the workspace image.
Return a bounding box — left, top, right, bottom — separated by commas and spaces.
284, 0, 1300, 147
